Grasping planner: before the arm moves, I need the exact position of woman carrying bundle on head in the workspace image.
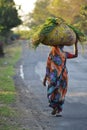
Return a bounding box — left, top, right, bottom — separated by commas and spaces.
32, 17, 86, 116
43, 38, 78, 115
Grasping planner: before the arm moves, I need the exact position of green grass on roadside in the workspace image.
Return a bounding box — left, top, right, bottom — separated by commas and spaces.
0, 42, 22, 130
0, 43, 21, 103
0, 106, 16, 117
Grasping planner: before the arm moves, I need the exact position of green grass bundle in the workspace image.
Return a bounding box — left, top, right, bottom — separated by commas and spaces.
32, 17, 86, 48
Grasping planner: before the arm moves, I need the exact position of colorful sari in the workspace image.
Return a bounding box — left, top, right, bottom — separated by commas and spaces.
46, 46, 74, 113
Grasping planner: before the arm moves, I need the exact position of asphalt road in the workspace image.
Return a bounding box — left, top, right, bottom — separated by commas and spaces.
18, 40, 87, 130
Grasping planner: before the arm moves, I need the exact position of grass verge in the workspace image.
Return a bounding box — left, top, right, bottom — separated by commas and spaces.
0, 42, 23, 130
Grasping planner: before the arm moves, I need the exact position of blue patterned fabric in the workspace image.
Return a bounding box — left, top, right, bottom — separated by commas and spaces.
50, 54, 62, 66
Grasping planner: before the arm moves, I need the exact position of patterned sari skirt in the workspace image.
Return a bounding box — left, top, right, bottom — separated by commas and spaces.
47, 73, 68, 112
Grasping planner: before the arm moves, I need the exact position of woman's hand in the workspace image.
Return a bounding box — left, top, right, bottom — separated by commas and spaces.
43, 75, 47, 86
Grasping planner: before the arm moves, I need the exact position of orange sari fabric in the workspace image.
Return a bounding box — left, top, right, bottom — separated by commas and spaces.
46, 46, 68, 110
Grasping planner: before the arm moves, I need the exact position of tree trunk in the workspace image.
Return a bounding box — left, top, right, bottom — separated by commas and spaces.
0, 41, 4, 57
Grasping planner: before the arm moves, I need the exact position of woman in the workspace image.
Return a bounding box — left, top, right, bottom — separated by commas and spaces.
43, 40, 78, 115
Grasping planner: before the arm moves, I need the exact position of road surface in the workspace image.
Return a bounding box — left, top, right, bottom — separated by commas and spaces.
17, 40, 87, 130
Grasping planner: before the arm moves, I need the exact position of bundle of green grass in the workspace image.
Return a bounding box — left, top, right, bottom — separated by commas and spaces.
32, 17, 86, 48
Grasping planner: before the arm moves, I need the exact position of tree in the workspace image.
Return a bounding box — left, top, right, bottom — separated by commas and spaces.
48, 0, 87, 23
48, 0, 70, 22
27, 0, 53, 28
27, 0, 87, 41
28, 0, 87, 29
0, 0, 22, 57
74, 5, 87, 34
0, 0, 22, 34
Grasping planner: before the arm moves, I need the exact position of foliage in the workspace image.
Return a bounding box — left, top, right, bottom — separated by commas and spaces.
28, 0, 87, 35
48, 0, 87, 23
0, 0, 22, 35
73, 5, 87, 35
16, 30, 31, 39
27, 0, 53, 28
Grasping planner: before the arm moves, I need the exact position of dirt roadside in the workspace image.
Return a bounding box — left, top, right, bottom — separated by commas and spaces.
13, 61, 44, 130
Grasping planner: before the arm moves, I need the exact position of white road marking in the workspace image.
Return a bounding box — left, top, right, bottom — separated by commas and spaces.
20, 65, 24, 79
